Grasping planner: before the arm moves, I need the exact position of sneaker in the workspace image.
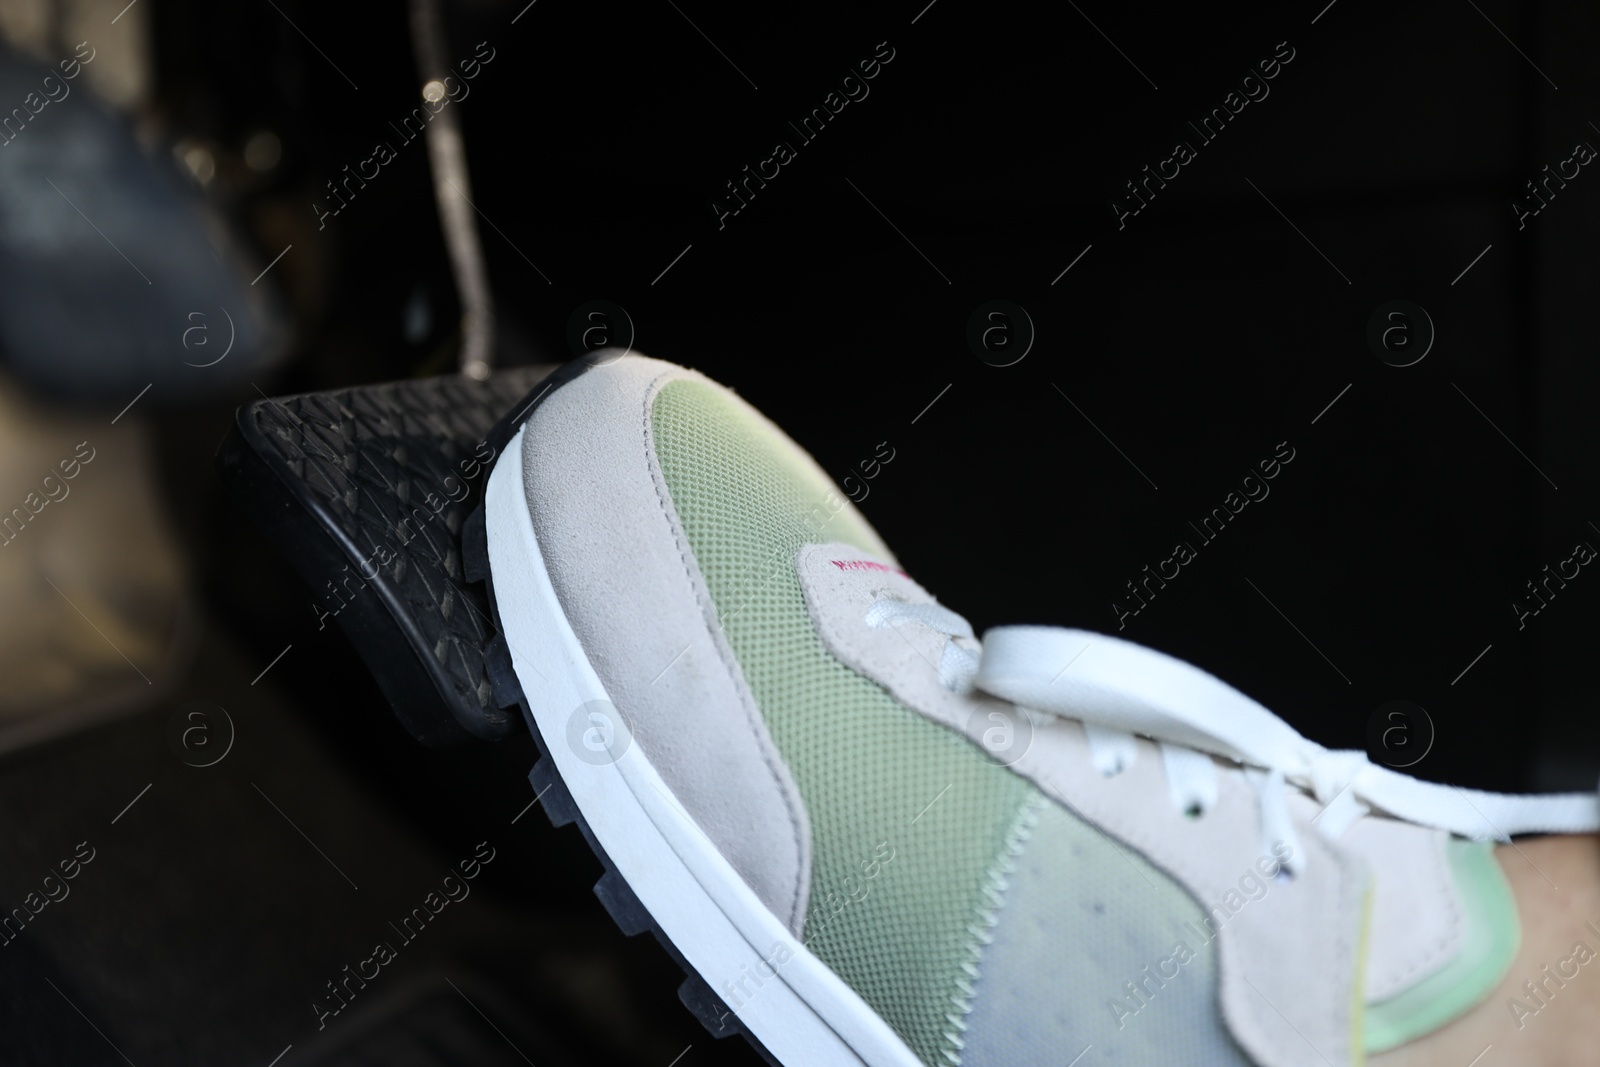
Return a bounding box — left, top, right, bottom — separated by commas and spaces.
470, 353, 1600, 1067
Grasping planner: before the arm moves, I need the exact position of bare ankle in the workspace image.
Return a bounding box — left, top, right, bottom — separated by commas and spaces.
1370, 834, 1600, 1067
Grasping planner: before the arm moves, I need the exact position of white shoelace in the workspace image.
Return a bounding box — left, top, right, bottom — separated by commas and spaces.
867, 603, 1600, 874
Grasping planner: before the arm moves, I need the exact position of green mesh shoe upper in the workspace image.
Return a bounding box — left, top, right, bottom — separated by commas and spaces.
650, 378, 1247, 1065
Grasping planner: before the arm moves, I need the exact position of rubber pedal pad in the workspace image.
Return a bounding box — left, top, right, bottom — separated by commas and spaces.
462, 505, 489, 584
216, 365, 555, 746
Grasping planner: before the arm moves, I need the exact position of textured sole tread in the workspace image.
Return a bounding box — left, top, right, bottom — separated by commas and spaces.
485, 632, 524, 709
528, 756, 578, 829
592, 869, 653, 938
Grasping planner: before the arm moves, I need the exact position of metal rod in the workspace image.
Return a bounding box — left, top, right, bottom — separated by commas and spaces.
409, 0, 495, 379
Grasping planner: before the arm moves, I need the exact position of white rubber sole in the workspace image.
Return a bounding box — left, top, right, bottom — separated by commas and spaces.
484, 424, 922, 1067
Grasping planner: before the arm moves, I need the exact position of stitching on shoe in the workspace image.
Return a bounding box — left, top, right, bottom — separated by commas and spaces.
941, 792, 1047, 1066
638, 368, 812, 934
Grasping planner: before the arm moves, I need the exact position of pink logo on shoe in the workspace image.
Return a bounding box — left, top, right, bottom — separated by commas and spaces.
828, 559, 909, 579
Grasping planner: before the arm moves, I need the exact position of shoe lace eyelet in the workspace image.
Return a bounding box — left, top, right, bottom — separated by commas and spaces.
1184, 802, 1204, 819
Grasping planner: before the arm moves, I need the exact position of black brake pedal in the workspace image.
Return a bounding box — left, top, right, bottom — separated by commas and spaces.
217, 367, 553, 745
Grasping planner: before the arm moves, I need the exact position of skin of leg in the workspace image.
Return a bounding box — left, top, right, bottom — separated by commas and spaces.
1368, 834, 1600, 1067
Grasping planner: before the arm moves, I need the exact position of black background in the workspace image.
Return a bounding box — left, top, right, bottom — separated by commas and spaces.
157, 0, 1600, 790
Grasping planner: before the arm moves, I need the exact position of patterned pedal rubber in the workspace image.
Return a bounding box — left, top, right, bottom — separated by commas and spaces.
217, 366, 554, 745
